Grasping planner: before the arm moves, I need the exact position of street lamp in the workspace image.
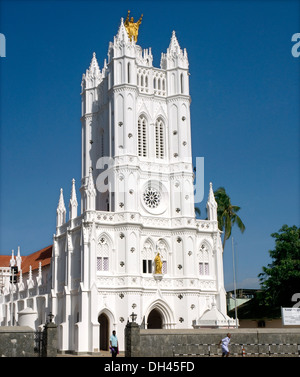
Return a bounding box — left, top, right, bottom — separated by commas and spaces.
48, 312, 54, 323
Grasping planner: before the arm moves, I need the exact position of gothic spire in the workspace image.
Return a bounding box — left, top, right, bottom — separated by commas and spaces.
82, 52, 102, 91
69, 178, 78, 220
16, 246, 22, 271
168, 30, 182, 54
27, 265, 34, 289
161, 30, 188, 70
56, 188, 66, 227
88, 52, 101, 76
206, 182, 218, 221
10, 249, 15, 267
116, 17, 129, 43
208, 182, 217, 205
37, 261, 42, 286
86, 167, 96, 211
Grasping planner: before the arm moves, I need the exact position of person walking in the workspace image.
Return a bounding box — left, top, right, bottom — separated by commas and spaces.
110, 330, 119, 357
219, 333, 231, 357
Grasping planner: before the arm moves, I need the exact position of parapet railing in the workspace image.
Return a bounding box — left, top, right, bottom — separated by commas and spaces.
172, 342, 300, 357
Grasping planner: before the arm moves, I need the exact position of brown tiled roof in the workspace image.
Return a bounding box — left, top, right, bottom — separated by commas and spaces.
0, 255, 11, 268
0, 245, 52, 274
21, 245, 52, 274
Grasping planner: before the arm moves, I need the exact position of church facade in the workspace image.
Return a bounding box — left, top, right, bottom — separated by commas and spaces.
0, 17, 235, 354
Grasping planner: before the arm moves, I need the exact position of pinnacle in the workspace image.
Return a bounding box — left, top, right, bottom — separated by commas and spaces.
70, 178, 78, 205
87, 167, 96, 193
168, 30, 181, 53
208, 182, 217, 204
58, 188, 66, 211
116, 17, 129, 43
88, 52, 100, 75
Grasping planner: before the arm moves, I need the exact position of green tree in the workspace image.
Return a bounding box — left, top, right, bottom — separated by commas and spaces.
214, 187, 245, 250
258, 225, 300, 308
195, 206, 201, 217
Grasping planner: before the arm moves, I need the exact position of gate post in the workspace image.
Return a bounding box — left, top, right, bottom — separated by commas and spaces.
44, 321, 58, 357
125, 320, 140, 357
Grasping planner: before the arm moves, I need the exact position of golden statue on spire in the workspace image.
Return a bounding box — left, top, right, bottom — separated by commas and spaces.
124, 10, 143, 42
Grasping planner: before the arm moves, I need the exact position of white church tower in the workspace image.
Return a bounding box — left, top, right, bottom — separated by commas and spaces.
49, 16, 235, 354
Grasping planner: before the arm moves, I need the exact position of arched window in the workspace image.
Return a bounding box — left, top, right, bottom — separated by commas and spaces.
138, 115, 147, 157
155, 118, 165, 159
198, 243, 210, 276
118, 62, 122, 84
142, 240, 153, 274
97, 236, 110, 271
171, 73, 175, 93
180, 73, 184, 94
127, 62, 131, 84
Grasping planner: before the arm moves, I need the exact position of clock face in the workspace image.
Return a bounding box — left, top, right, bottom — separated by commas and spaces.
143, 187, 161, 209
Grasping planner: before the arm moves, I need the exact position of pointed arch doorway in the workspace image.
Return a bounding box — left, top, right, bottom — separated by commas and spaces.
98, 313, 109, 351
147, 308, 163, 329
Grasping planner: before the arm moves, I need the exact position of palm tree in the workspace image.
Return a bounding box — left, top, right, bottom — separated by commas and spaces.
195, 207, 201, 217
214, 187, 245, 250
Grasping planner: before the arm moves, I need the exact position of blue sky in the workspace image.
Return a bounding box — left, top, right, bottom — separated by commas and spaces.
0, 0, 299, 290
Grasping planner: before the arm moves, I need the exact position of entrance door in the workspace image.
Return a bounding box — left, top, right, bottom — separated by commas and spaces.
99, 313, 109, 350
147, 309, 163, 329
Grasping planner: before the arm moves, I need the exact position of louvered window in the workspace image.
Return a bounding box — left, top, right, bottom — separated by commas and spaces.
155, 118, 164, 159
199, 262, 209, 276
97, 257, 109, 271
138, 116, 147, 157
162, 261, 167, 274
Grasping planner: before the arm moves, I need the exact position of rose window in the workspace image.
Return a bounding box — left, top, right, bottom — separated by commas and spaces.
143, 187, 161, 208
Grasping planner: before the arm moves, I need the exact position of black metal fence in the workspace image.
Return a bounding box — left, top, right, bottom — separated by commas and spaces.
172, 342, 300, 357
34, 329, 47, 357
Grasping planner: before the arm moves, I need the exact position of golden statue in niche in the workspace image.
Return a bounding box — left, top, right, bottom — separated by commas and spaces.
154, 252, 162, 274
124, 10, 143, 42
